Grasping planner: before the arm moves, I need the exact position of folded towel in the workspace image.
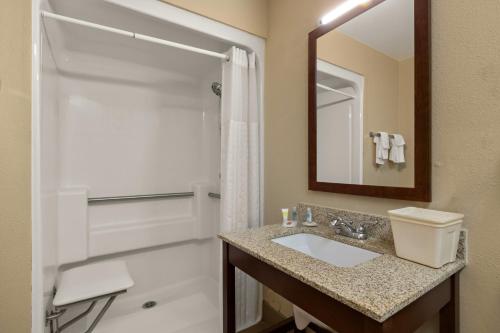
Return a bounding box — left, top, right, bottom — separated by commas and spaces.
389, 134, 406, 163
373, 132, 390, 165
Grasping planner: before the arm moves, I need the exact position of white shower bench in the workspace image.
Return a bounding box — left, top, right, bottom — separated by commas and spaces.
46, 261, 134, 333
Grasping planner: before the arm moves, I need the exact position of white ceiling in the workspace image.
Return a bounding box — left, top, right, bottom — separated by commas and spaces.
337, 0, 414, 61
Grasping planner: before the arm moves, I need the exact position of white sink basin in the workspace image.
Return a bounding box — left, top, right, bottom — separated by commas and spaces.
272, 233, 381, 268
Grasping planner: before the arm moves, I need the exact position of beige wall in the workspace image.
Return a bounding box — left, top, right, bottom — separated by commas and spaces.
318, 31, 414, 187
265, 0, 500, 332
0, 0, 32, 332
161, 0, 269, 38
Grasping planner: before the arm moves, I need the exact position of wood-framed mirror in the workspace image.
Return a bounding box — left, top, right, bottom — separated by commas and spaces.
308, 0, 431, 201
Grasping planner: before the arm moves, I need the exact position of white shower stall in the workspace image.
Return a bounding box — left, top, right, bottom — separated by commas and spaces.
316, 59, 363, 185
31, 1, 265, 332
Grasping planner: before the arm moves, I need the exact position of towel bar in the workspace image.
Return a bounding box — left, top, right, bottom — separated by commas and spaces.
208, 192, 221, 199
369, 132, 395, 139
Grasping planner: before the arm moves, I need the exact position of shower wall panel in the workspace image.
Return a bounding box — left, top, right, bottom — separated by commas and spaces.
56, 52, 220, 256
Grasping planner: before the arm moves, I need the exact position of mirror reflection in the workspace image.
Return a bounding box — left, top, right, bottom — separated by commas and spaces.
316, 0, 415, 187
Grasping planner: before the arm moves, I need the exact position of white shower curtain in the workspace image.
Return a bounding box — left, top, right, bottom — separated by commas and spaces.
220, 46, 262, 330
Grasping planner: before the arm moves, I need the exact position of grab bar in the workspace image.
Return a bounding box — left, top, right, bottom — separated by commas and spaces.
369, 131, 395, 139
88, 192, 195, 204
208, 192, 221, 199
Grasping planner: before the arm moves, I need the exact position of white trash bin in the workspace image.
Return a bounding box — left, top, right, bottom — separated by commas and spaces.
388, 207, 464, 268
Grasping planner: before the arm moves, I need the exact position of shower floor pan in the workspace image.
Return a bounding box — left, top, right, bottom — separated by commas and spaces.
93, 278, 220, 333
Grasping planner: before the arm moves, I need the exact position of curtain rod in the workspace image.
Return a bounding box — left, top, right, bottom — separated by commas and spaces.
316, 83, 356, 99
41, 11, 230, 61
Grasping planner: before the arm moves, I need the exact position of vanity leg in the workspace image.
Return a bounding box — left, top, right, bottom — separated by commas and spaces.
223, 242, 236, 333
440, 274, 460, 333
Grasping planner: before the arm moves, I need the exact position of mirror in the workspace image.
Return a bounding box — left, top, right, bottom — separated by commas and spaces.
308, 0, 431, 201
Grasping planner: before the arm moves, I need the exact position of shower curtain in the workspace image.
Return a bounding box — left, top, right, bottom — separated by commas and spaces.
220, 46, 261, 330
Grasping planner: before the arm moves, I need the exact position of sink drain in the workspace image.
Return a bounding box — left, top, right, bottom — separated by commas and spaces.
142, 301, 157, 309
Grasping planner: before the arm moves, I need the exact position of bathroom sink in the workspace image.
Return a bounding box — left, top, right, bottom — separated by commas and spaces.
272, 233, 381, 268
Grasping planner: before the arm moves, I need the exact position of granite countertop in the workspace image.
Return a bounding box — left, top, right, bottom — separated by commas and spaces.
219, 224, 465, 322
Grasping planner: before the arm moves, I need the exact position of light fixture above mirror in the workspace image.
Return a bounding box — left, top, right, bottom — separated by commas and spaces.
320, 0, 372, 25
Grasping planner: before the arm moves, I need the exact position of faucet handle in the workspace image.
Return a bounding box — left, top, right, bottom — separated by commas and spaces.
356, 225, 366, 234
329, 215, 342, 227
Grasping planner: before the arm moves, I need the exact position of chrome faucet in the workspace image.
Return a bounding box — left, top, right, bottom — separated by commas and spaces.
329, 216, 368, 240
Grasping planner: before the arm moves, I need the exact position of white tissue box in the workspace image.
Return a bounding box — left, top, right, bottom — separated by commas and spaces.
388, 207, 463, 268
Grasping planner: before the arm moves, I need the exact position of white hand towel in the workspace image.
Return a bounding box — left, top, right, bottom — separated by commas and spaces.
389, 134, 406, 163
373, 132, 390, 165
293, 306, 332, 331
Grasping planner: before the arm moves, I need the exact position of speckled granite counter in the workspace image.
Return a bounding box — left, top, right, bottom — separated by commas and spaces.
219, 222, 465, 322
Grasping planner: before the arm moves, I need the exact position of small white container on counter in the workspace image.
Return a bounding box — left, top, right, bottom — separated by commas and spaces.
388, 207, 464, 268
